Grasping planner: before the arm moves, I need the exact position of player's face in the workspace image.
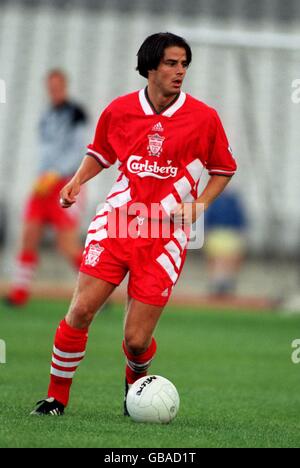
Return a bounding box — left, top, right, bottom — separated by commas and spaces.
47, 74, 68, 106
150, 46, 188, 96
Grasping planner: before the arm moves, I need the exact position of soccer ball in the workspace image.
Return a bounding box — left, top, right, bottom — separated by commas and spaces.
126, 375, 180, 423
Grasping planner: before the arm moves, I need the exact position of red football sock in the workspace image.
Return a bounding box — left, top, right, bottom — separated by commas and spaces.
48, 319, 88, 407
122, 338, 157, 384
8, 250, 38, 305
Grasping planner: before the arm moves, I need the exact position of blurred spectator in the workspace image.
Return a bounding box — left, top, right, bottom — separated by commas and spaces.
4, 69, 88, 307
204, 188, 247, 297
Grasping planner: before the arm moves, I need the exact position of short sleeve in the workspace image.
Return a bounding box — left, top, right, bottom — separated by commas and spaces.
86, 108, 117, 168
206, 110, 237, 176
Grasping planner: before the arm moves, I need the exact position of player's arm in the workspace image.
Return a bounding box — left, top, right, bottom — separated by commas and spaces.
174, 175, 232, 224
177, 109, 236, 223
196, 174, 232, 210
60, 155, 104, 208
60, 106, 117, 208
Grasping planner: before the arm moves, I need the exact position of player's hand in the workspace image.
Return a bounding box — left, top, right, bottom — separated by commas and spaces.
171, 203, 204, 225
59, 179, 80, 208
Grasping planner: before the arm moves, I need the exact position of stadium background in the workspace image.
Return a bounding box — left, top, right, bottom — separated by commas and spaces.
1, 0, 300, 450
1, 0, 300, 307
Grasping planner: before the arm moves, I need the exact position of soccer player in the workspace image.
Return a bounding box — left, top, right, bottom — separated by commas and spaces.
5, 70, 87, 307
31, 33, 236, 416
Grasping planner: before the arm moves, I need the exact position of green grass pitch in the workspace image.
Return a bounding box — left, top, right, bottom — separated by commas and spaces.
1, 299, 300, 448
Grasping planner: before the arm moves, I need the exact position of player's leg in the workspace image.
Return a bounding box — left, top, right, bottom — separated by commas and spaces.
122, 298, 163, 414
121, 231, 188, 414
31, 272, 115, 415
6, 220, 44, 306
123, 298, 163, 356
65, 272, 115, 327
31, 210, 127, 415
55, 227, 83, 270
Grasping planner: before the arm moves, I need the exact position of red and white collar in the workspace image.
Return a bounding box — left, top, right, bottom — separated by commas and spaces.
138, 88, 186, 117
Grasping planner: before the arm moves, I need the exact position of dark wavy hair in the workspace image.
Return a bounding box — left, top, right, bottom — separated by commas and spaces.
136, 32, 192, 79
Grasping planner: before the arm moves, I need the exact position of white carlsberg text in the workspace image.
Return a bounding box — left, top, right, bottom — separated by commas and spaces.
127, 155, 178, 179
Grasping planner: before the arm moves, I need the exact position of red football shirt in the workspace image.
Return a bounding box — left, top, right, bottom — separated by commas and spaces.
86, 88, 236, 216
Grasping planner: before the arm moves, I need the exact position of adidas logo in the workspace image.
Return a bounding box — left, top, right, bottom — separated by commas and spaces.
161, 288, 169, 297
152, 122, 164, 132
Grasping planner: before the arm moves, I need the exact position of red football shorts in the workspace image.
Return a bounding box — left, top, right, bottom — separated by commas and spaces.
24, 177, 83, 230
80, 209, 189, 307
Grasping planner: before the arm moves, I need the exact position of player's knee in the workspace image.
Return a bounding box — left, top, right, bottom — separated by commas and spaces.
66, 300, 94, 329
124, 335, 148, 356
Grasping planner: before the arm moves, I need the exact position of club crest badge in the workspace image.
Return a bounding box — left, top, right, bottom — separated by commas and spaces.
85, 243, 104, 267
147, 133, 165, 157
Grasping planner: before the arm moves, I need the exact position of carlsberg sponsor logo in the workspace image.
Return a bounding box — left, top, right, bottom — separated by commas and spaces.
128, 155, 178, 179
